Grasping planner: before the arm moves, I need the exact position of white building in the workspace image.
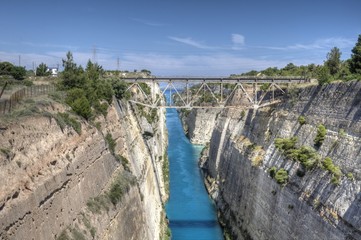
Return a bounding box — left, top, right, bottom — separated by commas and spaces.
47, 67, 58, 77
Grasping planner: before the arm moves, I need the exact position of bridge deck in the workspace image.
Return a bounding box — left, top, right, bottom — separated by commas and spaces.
121, 77, 309, 84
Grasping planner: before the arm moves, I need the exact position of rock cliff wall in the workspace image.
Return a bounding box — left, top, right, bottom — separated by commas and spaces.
0, 89, 168, 239
184, 81, 361, 240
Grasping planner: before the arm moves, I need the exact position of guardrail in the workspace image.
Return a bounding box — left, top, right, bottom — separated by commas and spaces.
0, 85, 56, 115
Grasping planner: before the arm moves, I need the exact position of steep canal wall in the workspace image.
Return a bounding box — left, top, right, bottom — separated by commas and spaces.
0, 88, 168, 239
181, 81, 361, 240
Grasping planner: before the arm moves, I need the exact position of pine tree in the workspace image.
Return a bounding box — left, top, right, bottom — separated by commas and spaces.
350, 34, 361, 74
325, 47, 341, 76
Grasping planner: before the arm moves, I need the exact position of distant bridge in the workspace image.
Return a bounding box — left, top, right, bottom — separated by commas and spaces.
122, 77, 310, 109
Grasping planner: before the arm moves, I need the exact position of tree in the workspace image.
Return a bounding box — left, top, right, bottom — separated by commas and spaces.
0, 62, 14, 75
261, 67, 279, 76
86, 60, 104, 81
11, 66, 26, 80
61, 52, 86, 89
350, 34, 361, 74
36, 63, 50, 76
317, 66, 331, 85
62, 51, 77, 72
325, 47, 342, 76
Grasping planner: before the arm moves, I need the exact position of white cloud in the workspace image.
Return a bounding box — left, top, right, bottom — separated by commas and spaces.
262, 37, 355, 51
231, 34, 245, 49
168, 36, 214, 49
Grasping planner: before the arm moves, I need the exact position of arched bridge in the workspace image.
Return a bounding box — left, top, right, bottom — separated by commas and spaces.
122, 77, 310, 109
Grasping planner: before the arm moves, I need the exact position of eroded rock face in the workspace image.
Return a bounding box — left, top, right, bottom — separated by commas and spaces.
180, 108, 221, 145
183, 81, 361, 240
0, 94, 168, 240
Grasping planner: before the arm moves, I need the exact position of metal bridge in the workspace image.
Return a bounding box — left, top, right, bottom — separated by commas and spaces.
123, 77, 309, 109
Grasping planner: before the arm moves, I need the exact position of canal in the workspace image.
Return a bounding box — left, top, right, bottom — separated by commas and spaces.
165, 106, 223, 240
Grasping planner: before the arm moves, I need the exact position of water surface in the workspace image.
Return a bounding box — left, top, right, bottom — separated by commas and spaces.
165, 107, 223, 240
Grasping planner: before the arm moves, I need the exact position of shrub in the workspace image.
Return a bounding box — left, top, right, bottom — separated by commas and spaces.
274, 137, 298, 153
108, 182, 123, 205
338, 129, 346, 138
314, 124, 326, 148
275, 168, 288, 185
269, 166, 277, 178
71, 96, 92, 119
116, 154, 130, 171
322, 157, 342, 183
55, 112, 81, 134
108, 172, 136, 205
241, 110, 246, 119
298, 116, 306, 125
347, 172, 354, 181
112, 80, 131, 100
288, 146, 320, 169
105, 133, 116, 154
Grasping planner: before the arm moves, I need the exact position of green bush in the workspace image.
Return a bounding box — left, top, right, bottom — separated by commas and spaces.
347, 172, 354, 181
322, 157, 342, 184
269, 166, 277, 178
275, 168, 288, 184
274, 137, 298, 153
298, 116, 306, 125
314, 124, 326, 148
112, 80, 131, 100
71, 96, 92, 119
288, 146, 320, 169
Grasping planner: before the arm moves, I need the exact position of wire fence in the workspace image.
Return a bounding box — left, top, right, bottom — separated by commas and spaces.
0, 85, 56, 115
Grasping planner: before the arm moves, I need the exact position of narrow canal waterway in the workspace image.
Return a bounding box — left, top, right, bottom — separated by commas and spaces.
165, 107, 223, 240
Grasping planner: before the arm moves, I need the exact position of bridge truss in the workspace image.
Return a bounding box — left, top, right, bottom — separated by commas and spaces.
123, 77, 309, 109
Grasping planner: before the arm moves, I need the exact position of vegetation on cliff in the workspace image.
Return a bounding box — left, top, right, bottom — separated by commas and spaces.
274, 133, 343, 185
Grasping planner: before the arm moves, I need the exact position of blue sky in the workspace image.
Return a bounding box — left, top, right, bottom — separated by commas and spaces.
0, 0, 360, 76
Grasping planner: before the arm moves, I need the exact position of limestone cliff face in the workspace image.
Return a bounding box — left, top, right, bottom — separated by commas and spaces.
179, 108, 221, 145
184, 81, 361, 240
0, 92, 168, 239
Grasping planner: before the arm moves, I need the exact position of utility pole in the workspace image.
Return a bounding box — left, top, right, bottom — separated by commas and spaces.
92, 45, 97, 63
117, 57, 120, 71
18, 55, 21, 66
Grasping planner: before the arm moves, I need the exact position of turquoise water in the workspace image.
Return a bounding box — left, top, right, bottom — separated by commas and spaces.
165, 107, 223, 240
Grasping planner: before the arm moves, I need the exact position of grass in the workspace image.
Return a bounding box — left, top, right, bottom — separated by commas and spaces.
162, 152, 170, 194
115, 154, 130, 171
54, 112, 82, 134
105, 132, 116, 154
108, 171, 136, 205
57, 230, 70, 240
86, 195, 110, 214
86, 171, 137, 213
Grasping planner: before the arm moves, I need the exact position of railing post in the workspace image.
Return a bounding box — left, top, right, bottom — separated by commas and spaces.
220, 80, 223, 103
186, 79, 189, 106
